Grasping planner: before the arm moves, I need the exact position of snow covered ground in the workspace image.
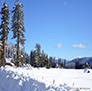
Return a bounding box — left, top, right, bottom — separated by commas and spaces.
0, 66, 92, 91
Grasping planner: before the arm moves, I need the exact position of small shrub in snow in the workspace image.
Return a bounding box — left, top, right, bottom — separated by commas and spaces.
87, 70, 90, 73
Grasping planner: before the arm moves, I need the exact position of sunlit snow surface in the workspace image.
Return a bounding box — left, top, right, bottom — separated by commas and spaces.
0, 66, 92, 91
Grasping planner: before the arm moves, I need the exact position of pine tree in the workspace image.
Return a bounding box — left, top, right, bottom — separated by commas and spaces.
30, 50, 36, 66
45, 56, 50, 69
0, 1, 10, 67
58, 58, 61, 68
63, 59, 66, 68
33, 50, 37, 67
49, 57, 53, 68
41, 50, 46, 67
11, 0, 25, 67
35, 43, 41, 67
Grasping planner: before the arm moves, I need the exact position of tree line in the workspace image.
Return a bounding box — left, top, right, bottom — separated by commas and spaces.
0, 0, 25, 67
29, 43, 66, 69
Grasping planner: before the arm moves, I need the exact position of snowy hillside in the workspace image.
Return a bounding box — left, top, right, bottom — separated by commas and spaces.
0, 66, 92, 91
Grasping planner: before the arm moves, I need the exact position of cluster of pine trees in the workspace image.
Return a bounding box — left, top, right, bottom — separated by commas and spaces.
30, 43, 50, 69
0, 0, 25, 67
30, 43, 67, 69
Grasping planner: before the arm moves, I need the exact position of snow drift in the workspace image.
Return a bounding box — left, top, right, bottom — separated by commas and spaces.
0, 68, 46, 91
0, 66, 92, 91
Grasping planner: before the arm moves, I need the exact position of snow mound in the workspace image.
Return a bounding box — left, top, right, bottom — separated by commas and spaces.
46, 84, 70, 91
0, 68, 46, 91
0, 67, 72, 91
0, 67, 92, 91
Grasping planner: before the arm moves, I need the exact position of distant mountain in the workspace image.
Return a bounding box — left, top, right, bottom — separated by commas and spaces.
68, 57, 92, 65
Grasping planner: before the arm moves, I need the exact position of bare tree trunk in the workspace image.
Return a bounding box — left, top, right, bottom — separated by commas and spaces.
17, 41, 19, 61
2, 39, 6, 67
4, 40, 5, 58
17, 32, 20, 67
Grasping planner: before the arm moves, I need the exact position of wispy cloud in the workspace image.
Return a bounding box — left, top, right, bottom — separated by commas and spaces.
55, 43, 62, 48
73, 43, 88, 48
64, 2, 67, 5
62, 2, 67, 7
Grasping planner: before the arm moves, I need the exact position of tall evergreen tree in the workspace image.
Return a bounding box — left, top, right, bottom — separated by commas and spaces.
45, 56, 50, 69
63, 59, 66, 68
0, 1, 10, 67
11, 0, 25, 67
30, 51, 32, 65
33, 50, 37, 67
57, 58, 61, 68
49, 57, 53, 67
34, 43, 41, 67
41, 50, 46, 67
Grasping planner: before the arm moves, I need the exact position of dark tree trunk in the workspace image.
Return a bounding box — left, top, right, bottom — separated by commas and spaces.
4, 40, 5, 58
16, 33, 20, 67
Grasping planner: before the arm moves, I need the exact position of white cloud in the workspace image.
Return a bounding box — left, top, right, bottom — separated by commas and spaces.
55, 43, 62, 48
62, 2, 67, 7
64, 2, 67, 5
73, 43, 87, 48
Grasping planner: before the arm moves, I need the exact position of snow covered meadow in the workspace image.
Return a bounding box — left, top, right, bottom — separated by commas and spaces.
0, 66, 92, 91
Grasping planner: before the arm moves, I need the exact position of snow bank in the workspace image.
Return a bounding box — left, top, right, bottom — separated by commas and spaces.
0, 67, 92, 91
0, 68, 71, 91
0, 67, 46, 91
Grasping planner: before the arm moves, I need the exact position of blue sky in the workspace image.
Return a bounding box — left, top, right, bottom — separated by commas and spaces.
0, 0, 92, 60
